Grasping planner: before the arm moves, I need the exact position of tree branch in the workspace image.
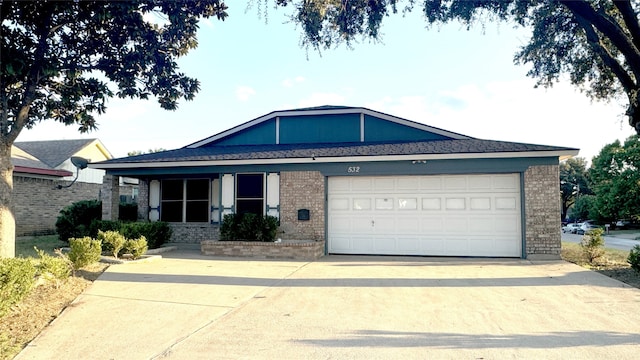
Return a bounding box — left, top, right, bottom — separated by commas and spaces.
613, 0, 640, 51
560, 0, 640, 81
574, 14, 636, 94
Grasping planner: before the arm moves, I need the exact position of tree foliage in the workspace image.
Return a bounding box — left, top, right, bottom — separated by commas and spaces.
274, 0, 640, 133
559, 157, 591, 221
1, 1, 228, 142
589, 134, 640, 221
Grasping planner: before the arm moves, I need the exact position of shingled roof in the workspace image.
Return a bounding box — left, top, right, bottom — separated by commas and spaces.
94, 138, 577, 167
15, 139, 99, 168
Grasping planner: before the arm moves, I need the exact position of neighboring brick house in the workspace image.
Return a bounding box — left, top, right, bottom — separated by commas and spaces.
12, 139, 136, 236
92, 106, 578, 259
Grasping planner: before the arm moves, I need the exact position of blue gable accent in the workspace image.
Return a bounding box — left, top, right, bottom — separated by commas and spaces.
364, 115, 451, 142
206, 118, 276, 146
280, 114, 360, 144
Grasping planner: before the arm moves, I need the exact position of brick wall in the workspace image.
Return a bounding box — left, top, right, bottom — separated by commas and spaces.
524, 165, 561, 259
279, 171, 325, 241
170, 223, 220, 243
201, 240, 325, 260
13, 175, 101, 236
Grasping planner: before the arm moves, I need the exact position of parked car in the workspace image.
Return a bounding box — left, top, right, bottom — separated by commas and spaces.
562, 223, 582, 234
577, 222, 600, 235
616, 219, 632, 229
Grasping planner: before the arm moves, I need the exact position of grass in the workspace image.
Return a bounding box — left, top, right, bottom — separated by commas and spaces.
561, 241, 640, 288
15, 235, 66, 258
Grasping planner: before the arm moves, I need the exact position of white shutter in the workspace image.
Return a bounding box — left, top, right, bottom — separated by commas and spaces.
149, 180, 160, 222
266, 173, 280, 219
211, 178, 220, 223
221, 174, 235, 217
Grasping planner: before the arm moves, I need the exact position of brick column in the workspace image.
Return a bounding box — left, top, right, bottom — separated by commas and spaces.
524, 165, 561, 259
101, 174, 120, 221
137, 179, 149, 221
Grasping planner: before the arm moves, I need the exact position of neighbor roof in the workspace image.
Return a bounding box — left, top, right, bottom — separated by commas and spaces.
15, 139, 100, 168
11, 146, 73, 177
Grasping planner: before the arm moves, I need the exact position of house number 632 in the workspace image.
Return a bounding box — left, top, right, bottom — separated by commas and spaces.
347, 166, 360, 173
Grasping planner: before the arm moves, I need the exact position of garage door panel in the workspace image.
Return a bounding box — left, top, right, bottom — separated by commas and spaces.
330, 197, 350, 210
396, 237, 419, 252
444, 217, 468, 233
444, 176, 467, 190
351, 217, 374, 233
397, 217, 421, 233
328, 174, 522, 257
353, 198, 372, 210
468, 217, 494, 233
421, 217, 444, 232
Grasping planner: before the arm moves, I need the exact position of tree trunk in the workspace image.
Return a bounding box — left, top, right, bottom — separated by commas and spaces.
0, 143, 15, 258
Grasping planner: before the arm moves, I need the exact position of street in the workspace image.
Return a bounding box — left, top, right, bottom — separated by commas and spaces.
561, 232, 640, 251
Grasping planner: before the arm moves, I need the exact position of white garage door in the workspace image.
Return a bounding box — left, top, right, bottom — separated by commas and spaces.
328, 174, 522, 257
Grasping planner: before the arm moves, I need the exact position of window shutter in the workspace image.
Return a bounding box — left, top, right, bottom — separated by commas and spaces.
211, 178, 220, 223
266, 173, 280, 219
221, 174, 235, 217
149, 180, 160, 221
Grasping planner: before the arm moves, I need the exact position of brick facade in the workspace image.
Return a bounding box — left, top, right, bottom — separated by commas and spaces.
279, 171, 325, 241
524, 165, 561, 259
170, 223, 219, 243
201, 240, 325, 260
13, 175, 101, 236
137, 179, 149, 221
101, 174, 120, 221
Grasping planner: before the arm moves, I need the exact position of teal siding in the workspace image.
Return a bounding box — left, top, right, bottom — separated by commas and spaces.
207, 119, 276, 146
280, 114, 360, 144
364, 115, 450, 142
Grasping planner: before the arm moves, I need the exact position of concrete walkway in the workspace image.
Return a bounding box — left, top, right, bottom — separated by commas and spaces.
16, 250, 640, 360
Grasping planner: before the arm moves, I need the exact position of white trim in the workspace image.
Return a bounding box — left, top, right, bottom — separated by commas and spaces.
91, 149, 579, 169
360, 113, 364, 142
185, 107, 471, 148
276, 116, 280, 144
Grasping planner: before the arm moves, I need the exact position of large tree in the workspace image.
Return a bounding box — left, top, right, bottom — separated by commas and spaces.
0, 1, 228, 257
589, 134, 640, 222
276, 0, 640, 133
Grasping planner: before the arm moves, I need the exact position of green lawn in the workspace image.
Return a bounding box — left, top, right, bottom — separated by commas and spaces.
15, 235, 66, 258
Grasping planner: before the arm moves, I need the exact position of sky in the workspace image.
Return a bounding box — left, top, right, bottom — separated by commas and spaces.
16, 5, 635, 163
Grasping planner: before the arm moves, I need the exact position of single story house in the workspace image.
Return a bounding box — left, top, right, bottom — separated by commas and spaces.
91, 106, 578, 259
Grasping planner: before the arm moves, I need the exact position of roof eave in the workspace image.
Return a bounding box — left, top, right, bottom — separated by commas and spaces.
90, 149, 579, 170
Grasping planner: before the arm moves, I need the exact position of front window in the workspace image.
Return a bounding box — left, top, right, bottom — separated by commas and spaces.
236, 173, 264, 215
161, 179, 210, 222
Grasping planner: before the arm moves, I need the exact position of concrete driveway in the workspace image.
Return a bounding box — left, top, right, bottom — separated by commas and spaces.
16, 250, 640, 360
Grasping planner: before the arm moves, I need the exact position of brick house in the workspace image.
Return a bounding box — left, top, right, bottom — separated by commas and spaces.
12, 139, 133, 236
92, 106, 577, 259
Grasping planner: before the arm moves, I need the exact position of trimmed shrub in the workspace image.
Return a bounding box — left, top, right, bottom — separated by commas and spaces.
628, 245, 640, 273
124, 236, 148, 259
35, 248, 72, 281
120, 222, 171, 249
580, 228, 605, 263
55, 200, 102, 242
90, 220, 171, 249
68, 237, 102, 270
89, 220, 122, 238
119, 203, 138, 221
220, 213, 279, 242
98, 230, 126, 259
0, 258, 36, 317
220, 213, 241, 241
